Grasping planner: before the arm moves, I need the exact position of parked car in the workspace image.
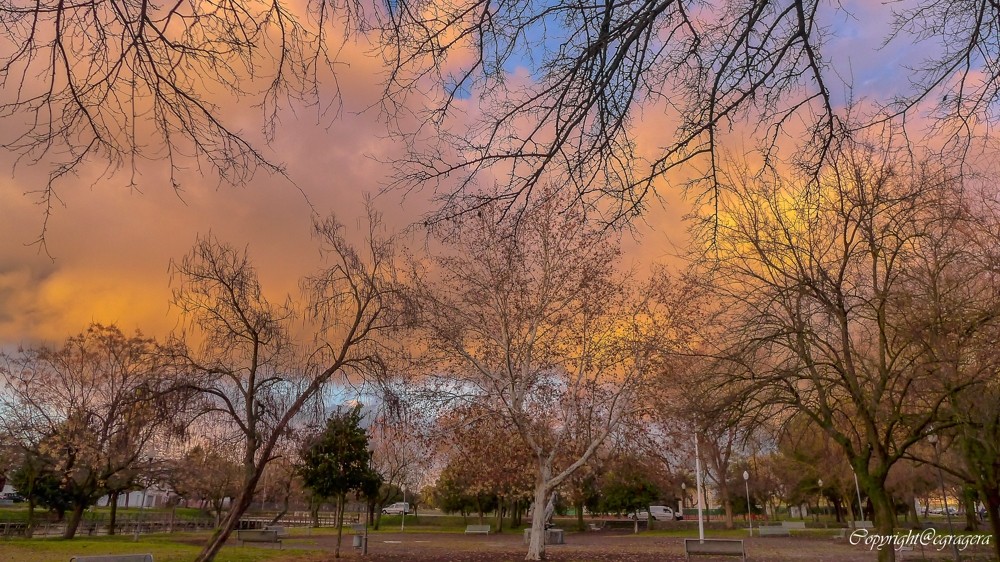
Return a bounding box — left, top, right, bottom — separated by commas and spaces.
628, 505, 683, 521
0, 492, 25, 503
382, 502, 411, 515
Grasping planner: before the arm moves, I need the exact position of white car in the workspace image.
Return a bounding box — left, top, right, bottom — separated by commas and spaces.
382, 502, 410, 515
629, 505, 683, 521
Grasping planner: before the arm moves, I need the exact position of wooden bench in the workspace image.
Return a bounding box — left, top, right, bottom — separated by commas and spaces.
465, 524, 491, 534
236, 529, 282, 548
684, 539, 746, 561
69, 554, 153, 562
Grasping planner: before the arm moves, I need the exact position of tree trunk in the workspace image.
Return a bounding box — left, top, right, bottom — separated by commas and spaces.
108, 491, 119, 535
723, 496, 734, 529
867, 482, 897, 562
526, 475, 550, 561
26, 498, 36, 538
982, 485, 1000, 561
193, 487, 255, 562
267, 483, 292, 526
64, 502, 86, 539
575, 500, 584, 531
335, 493, 346, 559
962, 485, 978, 531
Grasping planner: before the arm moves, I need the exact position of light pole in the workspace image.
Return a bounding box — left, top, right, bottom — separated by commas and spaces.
694, 435, 705, 542
928, 433, 961, 562
401, 487, 406, 532
816, 479, 823, 524
852, 470, 865, 527
681, 482, 686, 512
743, 471, 752, 537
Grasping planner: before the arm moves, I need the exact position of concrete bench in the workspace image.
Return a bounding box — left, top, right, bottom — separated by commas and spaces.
264, 525, 289, 538
522, 528, 564, 545
236, 529, 282, 548
757, 525, 791, 536
781, 521, 807, 530
684, 539, 746, 561
854, 520, 873, 529
465, 524, 491, 534
69, 554, 153, 562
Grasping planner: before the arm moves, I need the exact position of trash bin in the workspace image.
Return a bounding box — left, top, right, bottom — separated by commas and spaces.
353, 534, 362, 548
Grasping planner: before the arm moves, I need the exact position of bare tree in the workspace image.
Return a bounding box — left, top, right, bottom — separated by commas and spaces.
8, 0, 1000, 243
0, 323, 178, 538
168, 209, 401, 562
408, 196, 659, 560
693, 136, 1000, 561
381, 0, 1000, 226
0, 0, 385, 245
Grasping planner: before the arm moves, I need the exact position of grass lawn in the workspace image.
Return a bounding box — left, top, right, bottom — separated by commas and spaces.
0, 532, 325, 562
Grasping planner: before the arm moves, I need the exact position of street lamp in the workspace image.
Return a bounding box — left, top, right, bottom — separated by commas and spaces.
816, 479, 823, 523
743, 471, 752, 537
928, 433, 961, 562
852, 470, 865, 527
681, 482, 686, 509
694, 434, 705, 542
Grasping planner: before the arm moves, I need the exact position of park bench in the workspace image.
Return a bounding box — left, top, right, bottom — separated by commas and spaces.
588, 520, 606, 531
781, 521, 807, 530
264, 525, 289, 538
236, 529, 282, 548
0, 522, 28, 537
465, 524, 491, 534
757, 525, 790, 537
684, 539, 746, 561
69, 554, 153, 562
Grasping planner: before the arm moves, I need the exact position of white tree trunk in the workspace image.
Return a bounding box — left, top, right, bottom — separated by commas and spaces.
526, 478, 549, 561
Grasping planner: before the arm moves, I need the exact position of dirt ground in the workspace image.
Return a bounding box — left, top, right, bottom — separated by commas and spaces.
280, 530, 996, 561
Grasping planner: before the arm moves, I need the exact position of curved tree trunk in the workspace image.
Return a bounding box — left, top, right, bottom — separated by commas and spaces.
64, 503, 86, 539
193, 486, 255, 562
108, 491, 119, 535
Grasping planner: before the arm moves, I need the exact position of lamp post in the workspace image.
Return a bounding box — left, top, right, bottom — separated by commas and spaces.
816, 479, 823, 524
743, 471, 752, 537
364, 447, 373, 556
681, 482, 686, 511
928, 433, 961, 562
695, 435, 705, 542
852, 470, 865, 527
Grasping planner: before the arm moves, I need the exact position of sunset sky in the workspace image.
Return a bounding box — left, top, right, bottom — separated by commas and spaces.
0, 0, 930, 348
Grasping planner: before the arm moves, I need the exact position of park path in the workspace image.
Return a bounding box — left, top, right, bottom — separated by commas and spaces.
289, 531, 893, 561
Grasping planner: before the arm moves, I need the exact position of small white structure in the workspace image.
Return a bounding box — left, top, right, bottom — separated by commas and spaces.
96, 485, 171, 509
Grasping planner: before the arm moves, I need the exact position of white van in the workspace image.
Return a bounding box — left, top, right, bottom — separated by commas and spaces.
382, 502, 410, 515
629, 505, 682, 521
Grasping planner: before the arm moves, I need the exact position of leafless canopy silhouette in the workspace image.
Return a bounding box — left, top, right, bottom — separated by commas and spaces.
380, 0, 1000, 224
4, 0, 1000, 232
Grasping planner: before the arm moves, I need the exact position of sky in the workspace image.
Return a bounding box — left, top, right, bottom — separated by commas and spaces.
0, 0, 931, 348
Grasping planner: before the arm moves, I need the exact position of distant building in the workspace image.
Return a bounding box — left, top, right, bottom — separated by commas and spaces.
96, 485, 171, 509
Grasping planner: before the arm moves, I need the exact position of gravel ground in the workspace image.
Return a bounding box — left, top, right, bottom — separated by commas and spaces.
281, 530, 996, 561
